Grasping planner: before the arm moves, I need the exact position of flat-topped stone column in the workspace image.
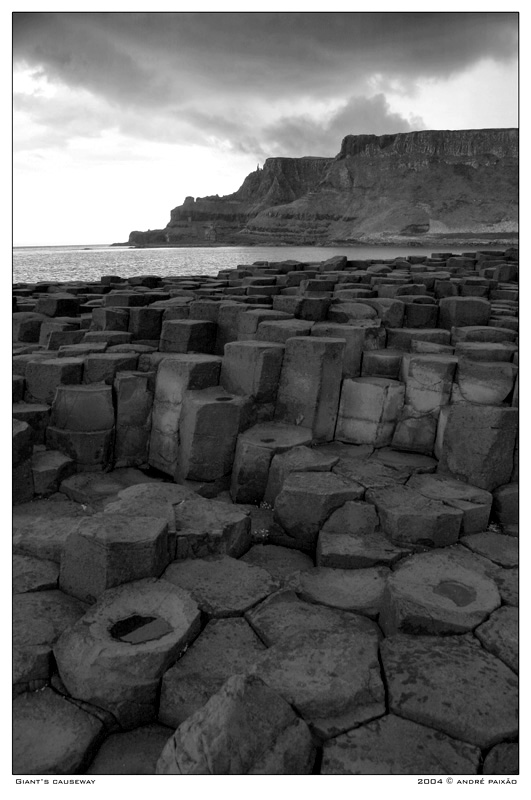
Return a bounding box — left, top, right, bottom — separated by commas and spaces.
336, 377, 404, 447
177, 387, 247, 482
436, 404, 518, 491
274, 336, 345, 442
54, 578, 201, 729
230, 423, 313, 504
148, 354, 221, 476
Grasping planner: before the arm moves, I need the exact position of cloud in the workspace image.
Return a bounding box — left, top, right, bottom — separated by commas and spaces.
13, 12, 518, 109
260, 94, 426, 157
12, 12, 517, 162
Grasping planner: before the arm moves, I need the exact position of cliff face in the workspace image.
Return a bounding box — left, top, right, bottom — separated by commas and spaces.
128, 129, 518, 246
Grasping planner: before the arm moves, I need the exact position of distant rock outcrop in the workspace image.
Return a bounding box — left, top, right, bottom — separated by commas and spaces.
128, 129, 518, 246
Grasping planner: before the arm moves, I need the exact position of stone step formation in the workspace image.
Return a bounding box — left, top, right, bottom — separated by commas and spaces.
12, 248, 519, 776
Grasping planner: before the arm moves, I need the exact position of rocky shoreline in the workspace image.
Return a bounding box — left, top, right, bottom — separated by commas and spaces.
13, 247, 518, 775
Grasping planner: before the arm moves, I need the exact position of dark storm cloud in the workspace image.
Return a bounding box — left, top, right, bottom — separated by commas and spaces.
13, 12, 517, 101
13, 11, 517, 157
263, 94, 426, 157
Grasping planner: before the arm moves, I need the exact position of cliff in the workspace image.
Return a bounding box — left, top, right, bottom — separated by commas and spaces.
128, 129, 518, 246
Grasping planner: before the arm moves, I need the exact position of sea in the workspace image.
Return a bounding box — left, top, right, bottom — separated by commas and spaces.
13, 244, 455, 284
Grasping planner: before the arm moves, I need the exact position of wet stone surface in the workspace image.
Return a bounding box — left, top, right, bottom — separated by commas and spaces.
109, 615, 173, 644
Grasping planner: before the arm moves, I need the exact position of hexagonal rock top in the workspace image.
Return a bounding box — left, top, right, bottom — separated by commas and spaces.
13, 554, 59, 593
379, 551, 500, 636
366, 484, 463, 547
407, 473, 492, 535
240, 544, 313, 583
333, 458, 410, 492
54, 578, 201, 729
172, 496, 252, 560
461, 531, 518, 568
60, 469, 162, 509
475, 606, 518, 673
59, 513, 171, 603
292, 566, 390, 619
321, 714, 481, 774
252, 629, 385, 740
162, 556, 278, 618
13, 590, 88, 688
381, 634, 518, 748
273, 471, 363, 552
245, 589, 380, 648
103, 482, 196, 534
159, 618, 266, 728
13, 688, 104, 775
156, 674, 316, 774
86, 724, 172, 775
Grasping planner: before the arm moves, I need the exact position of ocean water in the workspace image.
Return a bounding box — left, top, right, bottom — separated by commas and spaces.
13, 244, 451, 284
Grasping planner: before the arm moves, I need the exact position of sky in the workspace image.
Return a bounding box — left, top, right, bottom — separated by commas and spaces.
12, 3, 519, 246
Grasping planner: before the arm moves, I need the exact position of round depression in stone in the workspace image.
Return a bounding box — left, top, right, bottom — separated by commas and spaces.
53, 578, 201, 728
379, 551, 501, 635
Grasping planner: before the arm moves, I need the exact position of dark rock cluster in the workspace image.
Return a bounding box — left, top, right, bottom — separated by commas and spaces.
13, 247, 518, 775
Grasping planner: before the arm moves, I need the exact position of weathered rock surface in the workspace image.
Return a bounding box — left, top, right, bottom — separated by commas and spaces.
253, 629, 385, 739
159, 618, 266, 727
381, 634, 518, 748
162, 555, 278, 618
245, 589, 379, 647
87, 723, 173, 774
321, 714, 481, 774
156, 674, 316, 774
379, 551, 500, 635
54, 579, 201, 728
130, 129, 518, 246
291, 566, 389, 618
475, 606, 518, 673
13, 688, 104, 774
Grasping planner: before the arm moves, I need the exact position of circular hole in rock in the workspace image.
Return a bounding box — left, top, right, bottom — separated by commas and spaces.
109, 614, 173, 644
215, 397, 232, 402
432, 580, 477, 608
260, 438, 275, 443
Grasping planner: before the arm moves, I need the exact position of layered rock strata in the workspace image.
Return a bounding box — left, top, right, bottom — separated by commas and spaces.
128, 129, 518, 246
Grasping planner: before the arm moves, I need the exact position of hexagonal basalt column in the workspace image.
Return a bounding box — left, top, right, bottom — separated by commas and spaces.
438, 297, 491, 330
403, 354, 458, 412
379, 551, 500, 636
335, 377, 405, 447
156, 674, 316, 774
59, 513, 171, 603
25, 358, 84, 404
321, 715, 481, 775
451, 359, 517, 405
381, 634, 518, 749
251, 628, 384, 740
162, 555, 278, 618
13, 688, 104, 775
159, 618, 266, 728
177, 387, 247, 482
436, 405, 518, 491
273, 471, 363, 552
160, 319, 216, 353
274, 336, 345, 442
230, 423, 312, 504
220, 340, 285, 402
148, 354, 221, 477
407, 473, 492, 534
46, 383, 115, 469
173, 495, 252, 560
54, 578, 201, 729
366, 484, 463, 547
